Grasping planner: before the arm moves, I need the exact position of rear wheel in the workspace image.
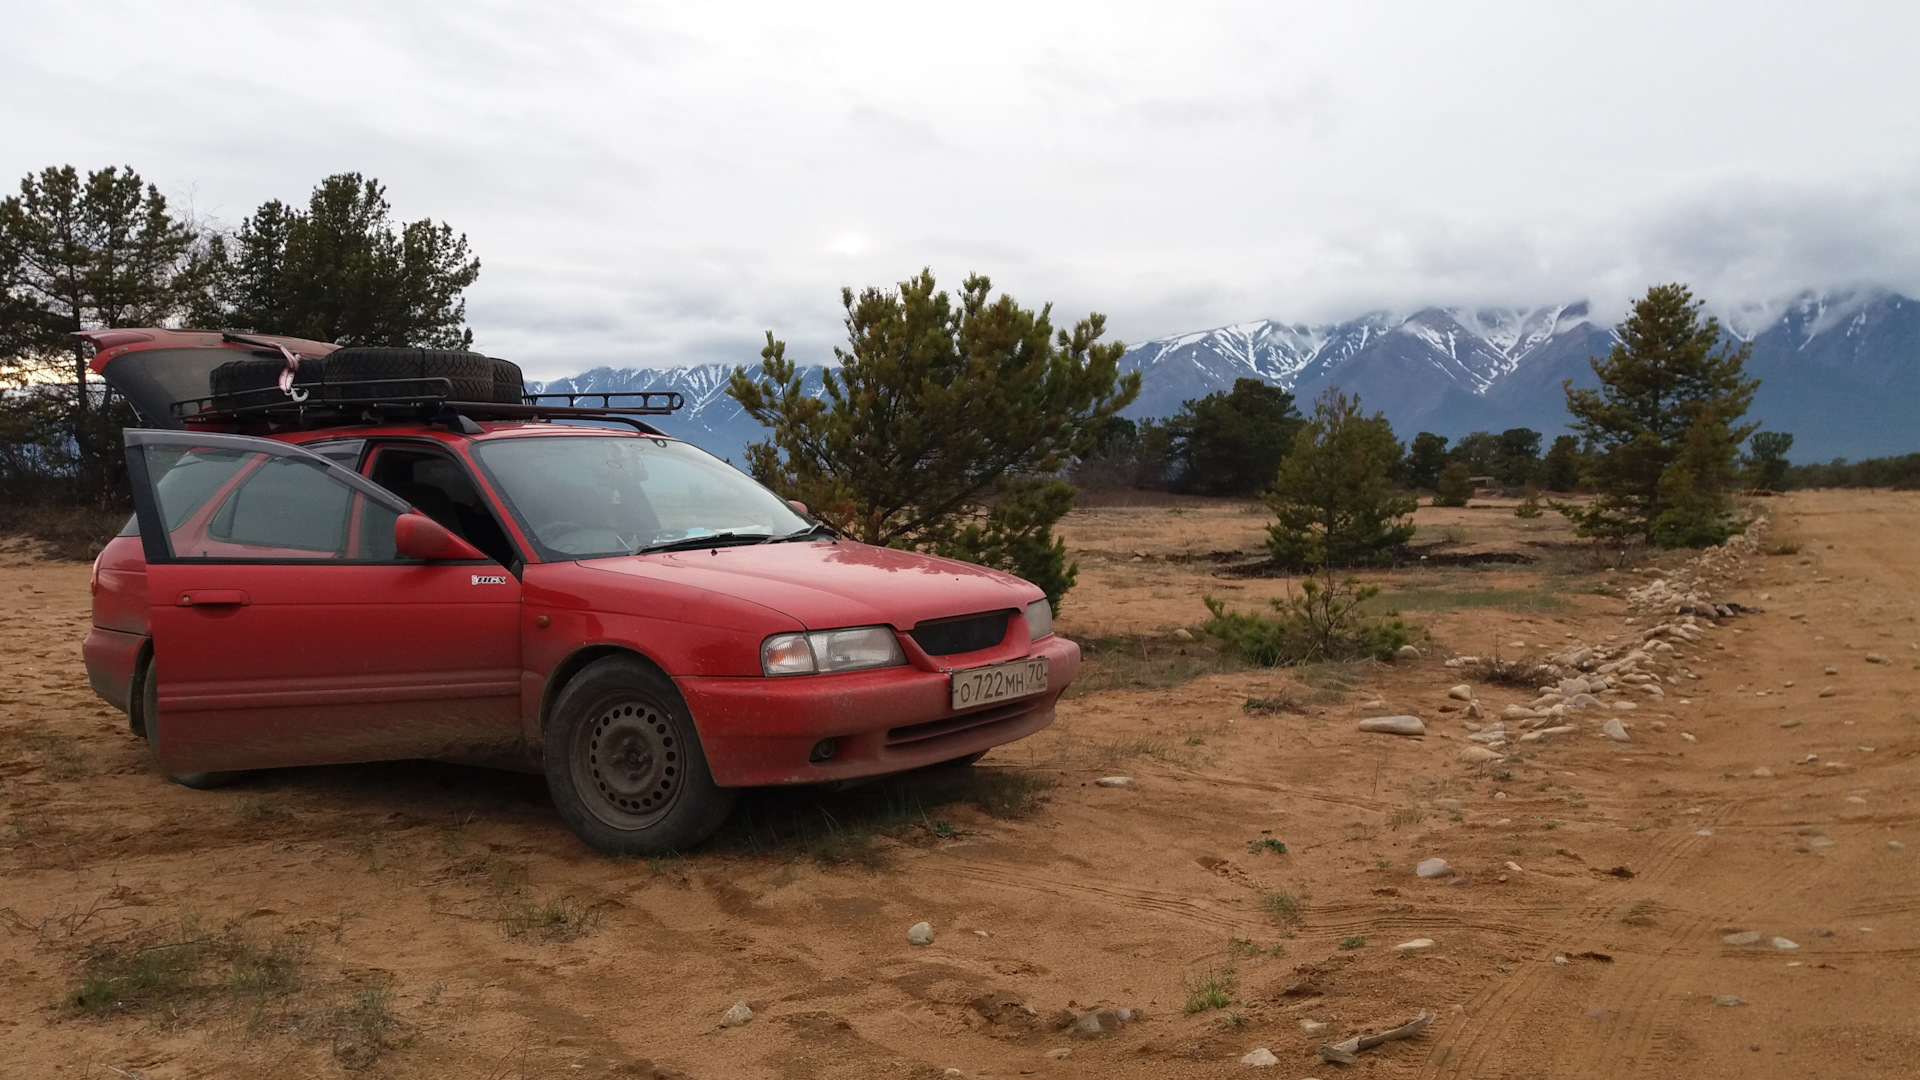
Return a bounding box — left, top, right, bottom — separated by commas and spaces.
543, 656, 735, 856
141, 661, 246, 790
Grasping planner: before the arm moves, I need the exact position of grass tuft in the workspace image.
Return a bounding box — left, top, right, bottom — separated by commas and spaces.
1259, 887, 1307, 924
1182, 967, 1238, 1013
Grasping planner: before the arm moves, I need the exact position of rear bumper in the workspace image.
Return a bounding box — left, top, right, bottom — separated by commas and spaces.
83, 626, 147, 715
679, 635, 1080, 786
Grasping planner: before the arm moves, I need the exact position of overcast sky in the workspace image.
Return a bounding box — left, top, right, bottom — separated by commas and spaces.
5, 0, 1917, 377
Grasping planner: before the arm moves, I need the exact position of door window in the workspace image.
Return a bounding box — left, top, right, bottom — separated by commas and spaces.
129, 432, 413, 563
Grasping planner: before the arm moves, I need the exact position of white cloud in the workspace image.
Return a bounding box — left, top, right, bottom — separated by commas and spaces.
3, 0, 1917, 375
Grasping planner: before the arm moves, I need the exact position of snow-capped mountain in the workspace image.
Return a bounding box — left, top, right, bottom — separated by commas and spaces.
533, 289, 1920, 465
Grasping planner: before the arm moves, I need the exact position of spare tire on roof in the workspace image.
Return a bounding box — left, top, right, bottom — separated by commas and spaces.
323, 347, 495, 402
209, 355, 327, 410
490, 357, 526, 404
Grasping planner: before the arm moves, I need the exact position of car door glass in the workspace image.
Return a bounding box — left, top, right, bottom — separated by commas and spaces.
141, 446, 364, 560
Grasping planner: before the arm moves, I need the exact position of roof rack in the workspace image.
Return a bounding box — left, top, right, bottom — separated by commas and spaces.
171, 379, 685, 435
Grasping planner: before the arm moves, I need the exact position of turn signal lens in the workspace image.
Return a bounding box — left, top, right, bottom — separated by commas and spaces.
761, 633, 816, 675
1026, 599, 1053, 640
761, 626, 906, 676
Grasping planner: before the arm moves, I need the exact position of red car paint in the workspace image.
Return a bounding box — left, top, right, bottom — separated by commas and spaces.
81, 332, 1079, 801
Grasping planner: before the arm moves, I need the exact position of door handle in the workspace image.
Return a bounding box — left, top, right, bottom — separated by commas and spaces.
175, 590, 250, 607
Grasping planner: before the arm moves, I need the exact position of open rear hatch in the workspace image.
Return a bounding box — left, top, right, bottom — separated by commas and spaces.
81, 329, 338, 428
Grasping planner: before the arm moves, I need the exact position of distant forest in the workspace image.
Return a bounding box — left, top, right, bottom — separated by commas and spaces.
1782, 454, 1920, 490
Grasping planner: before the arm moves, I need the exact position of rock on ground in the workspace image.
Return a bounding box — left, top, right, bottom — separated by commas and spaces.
1358, 715, 1426, 736
1417, 857, 1455, 878
721, 1002, 754, 1027
908, 922, 934, 946
1240, 1047, 1280, 1067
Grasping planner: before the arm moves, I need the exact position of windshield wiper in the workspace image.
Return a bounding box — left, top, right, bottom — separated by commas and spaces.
771, 522, 838, 543
639, 531, 774, 554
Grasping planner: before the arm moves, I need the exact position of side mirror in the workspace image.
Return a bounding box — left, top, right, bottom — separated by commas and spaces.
787, 499, 809, 516
394, 512, 486, 561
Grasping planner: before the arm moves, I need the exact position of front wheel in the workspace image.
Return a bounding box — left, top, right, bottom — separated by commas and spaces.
141, 661, 246, 790
544, 656, 736, 856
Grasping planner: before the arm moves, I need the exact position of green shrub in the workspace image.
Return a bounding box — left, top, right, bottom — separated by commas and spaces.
1433, 461, 1474, 507
1201, 574, 1410, 665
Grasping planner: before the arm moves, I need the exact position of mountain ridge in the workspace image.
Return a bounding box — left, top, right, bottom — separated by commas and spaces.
533, 288, 1920, 465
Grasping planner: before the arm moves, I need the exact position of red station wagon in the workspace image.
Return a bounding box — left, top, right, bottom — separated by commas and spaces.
79, 330, 1079, 854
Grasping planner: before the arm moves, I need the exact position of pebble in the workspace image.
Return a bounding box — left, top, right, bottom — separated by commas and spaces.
1396, 644, 1421, 660
1650, 720, 1667, 731
1045, 1048, 1072, 1060
1240, 1048, 1279, 1067
1713, 995, 1747, 1006
1772, 937, 1799, 950
1299, 1019, 1330, 1036
1681, 732, 1697, 742
1566, 693, 1604, 709
908, 922, 934, 946
1779, 719, 1800, 728
1358, 715, 1426, 736
1553, 955, 1569, 965
1891, 841, 1908, 850
721, 1002, 755, 1027
1502, 705, 1537, 721
1823, 665, 1837, 675
1504, 861, 1524, 872
1458, 746, 1503, 764
1723, 931, 1762, 946
1394, 938, 1436, 952
1865, 652, 1891, 664
1094, 776, 1134, 788
1433, 798, 1465, 812
1171, 627, 1194, 641
1416, 857, 1455, 878
1448, 684, 1475, 701
1819, 687, 1837, 697
1846, 795, 1867, 804
1752, 767, 1775, 778
1602, 718, 1631, 742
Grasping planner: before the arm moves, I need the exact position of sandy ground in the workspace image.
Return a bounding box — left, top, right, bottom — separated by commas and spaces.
1, 491, 1915, 1079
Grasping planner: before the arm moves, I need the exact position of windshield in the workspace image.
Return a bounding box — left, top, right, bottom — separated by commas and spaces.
472, 434, 811, 560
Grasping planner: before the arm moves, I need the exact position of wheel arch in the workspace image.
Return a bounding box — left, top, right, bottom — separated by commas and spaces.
128, 639, 155, 738
540, 644, 673, 733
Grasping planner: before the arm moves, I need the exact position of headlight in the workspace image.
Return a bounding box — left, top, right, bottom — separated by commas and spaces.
761, 626, 906, 676
1026, 599, 1053, 640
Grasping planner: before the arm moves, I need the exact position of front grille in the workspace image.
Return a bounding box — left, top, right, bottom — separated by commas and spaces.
909, 612, 1010, 656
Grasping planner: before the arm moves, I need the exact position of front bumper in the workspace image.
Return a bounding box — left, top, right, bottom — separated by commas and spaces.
678, 635, 1080, 786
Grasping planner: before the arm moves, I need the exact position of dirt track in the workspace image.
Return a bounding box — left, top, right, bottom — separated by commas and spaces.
1, 491, 1915, 1079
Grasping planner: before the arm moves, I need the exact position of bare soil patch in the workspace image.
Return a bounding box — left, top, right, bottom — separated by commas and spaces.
2, 492, 1915, 1078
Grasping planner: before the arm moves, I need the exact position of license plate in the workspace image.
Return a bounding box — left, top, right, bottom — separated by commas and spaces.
950, 657, 1049, 710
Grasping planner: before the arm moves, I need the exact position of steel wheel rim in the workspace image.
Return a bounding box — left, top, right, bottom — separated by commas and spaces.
571, 698, 681, 830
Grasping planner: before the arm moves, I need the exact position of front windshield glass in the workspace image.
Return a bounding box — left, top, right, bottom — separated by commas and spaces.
471, 434, 811, 560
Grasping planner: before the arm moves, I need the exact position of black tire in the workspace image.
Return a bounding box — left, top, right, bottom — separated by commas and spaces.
141, 660, 246, 790
322, 347, 495, 402
490, 358, 526, 404
543, 656, 735, 856
209, 355, 327, 409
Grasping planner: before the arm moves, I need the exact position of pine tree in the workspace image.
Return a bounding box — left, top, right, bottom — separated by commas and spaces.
1541, 434, 1584, 491
1263, 388, 1416, 570
1562, 284, 1758, 545
1742, 430, 1794, 491
0, 165, 201, 506
1405, 432, 1450, 490
728, 270, 1138, 610
1433, 461, 1474, 507
194, 174, 479, 348
1161, 378, 1303, 495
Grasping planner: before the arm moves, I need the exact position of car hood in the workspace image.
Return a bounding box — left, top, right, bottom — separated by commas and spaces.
578, 540, 1040, 629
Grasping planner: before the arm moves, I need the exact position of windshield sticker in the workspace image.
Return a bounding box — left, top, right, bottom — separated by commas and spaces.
471, 575, 507, 585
